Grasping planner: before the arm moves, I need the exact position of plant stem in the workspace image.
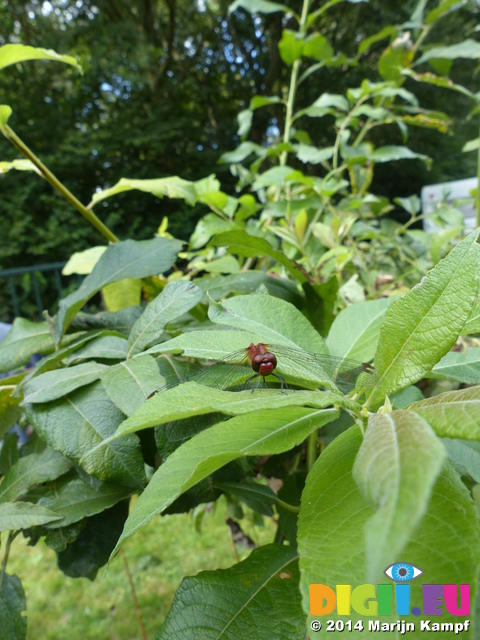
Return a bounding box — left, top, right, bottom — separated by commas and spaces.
0, 531, 16, 591
121, 548, 147, 640
276, 498, 301, 514
280, 0, 311, 166
1, 124, 119, 243
306, 430, 318, 473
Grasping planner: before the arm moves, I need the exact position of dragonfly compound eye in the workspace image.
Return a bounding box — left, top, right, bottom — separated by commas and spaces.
251, 352, 277, 375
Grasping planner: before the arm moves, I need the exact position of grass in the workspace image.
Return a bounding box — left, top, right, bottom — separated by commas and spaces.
7, 497, 276, 640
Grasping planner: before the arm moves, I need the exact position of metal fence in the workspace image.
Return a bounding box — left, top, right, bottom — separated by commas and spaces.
0, 262, 71, 320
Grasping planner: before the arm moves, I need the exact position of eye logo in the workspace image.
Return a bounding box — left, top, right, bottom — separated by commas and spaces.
384, 562, 423, 582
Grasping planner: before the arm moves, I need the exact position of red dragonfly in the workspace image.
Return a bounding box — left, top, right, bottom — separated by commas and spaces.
148, 342, 379, 398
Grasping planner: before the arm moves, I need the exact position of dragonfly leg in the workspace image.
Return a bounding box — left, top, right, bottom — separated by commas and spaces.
271, 373, 289, 394
243, 373, 260, 393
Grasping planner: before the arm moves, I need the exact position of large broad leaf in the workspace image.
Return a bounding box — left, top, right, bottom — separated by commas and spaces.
157, 544, 305, 640
102, 278, 142, 311
57, 501, 129, 580
416, 39, 480, 65
298, 426, 480, 639
352, 411, 446, 580
69, 307, 143, 336
326, 298, 393, 361
110, 407, 338, 558
367, 229, 480, 409
55, 237, 183, 344
37, 476, 131, 529
0, 448, 72, 503
0, 502, 62, 531
0, 319, 54, 374
22, 362, 107, 404
89, 175, 219, 207
0, 43, 82, 73
402, 68, 475, 99
110, 385, 340, 439
279, 29, 304, 65
66, 335, 128, 364
368, 145, 432, 167
0, 574, 27, 640
0, 105, 12, 127
26, 381, 145, 489
407, 386, 480, 440
431, 348, 480, 384
208, 230, 308, 283
127, 281, 203, 357
101, 356, 164, 416
443, 439, 480, 483
194, 272, 304, 307
0, 388, 21, 440
228, 0, 291, 15
207, 294, 327, 353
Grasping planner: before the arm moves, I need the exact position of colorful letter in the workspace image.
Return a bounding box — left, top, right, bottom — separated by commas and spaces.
423, 584, 443, 615
395, 584, 410, 615
444, 585, 470, 616
351, 584, 378, 616
309, 584, 336, 616
377, 584, 392, 615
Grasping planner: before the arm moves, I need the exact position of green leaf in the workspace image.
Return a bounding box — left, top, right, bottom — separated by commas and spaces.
189, 214, 233, 249
26, 381, 145, 489
111, 407, 338, 557
0, 159, 41, 175
0, 434, 19, 475
0, 448, 72, 503
358, 25, 397, 55
0, 105, 12, 127
127, 281, 203, 358
62, 246, 107, 275
228, 0, 291, 15
426, 0, 465, 24
0, 319, 54, 374
303, 33, 333, 61
0, 390, 21, 440
22, 362, 107, 404
0, 502, 62, 531
102, 278, 142, 312
66, 336, 128, 364
236, 109, 253, 138
368, 145, 432, 167
101, 356, 164, 416
443, 439, 480, 483
89, 175, 219, 207
294, 144, 334, 164
113, 384, 340, 439
326, 298, 393, 360
219, 142, 266, 164
0, 43, 82, 73
213, 481, 278, 516
0, 574, 27, 640
402, 68, 475, 99
38, 476, 131, 529
55, 237, 182, 344
250, 95, 284, 110
57, 501, 128, 580
416, 40, 480, 65
252, 166, 296, 189
407, 386, 480, 440
304, 93, 349, 116
279, 30, 304, 65
194, 272, 304, 307
68, 307, 142, 337
353, 411, 446, 580
368, 229, 480, 409
157, 545, 304, 640
208, 230, 308, 283
463, 138, 480, 153
378, 43, 414, 82
207, 294, 328, 353
431, 348, 480, 384
298, 426, 480, 637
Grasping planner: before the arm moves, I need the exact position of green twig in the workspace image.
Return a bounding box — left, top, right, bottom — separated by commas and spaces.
280, 0, 312, 166
121, 548, 147, 640
1, 124, 119, 243
0, 531, 16, 591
